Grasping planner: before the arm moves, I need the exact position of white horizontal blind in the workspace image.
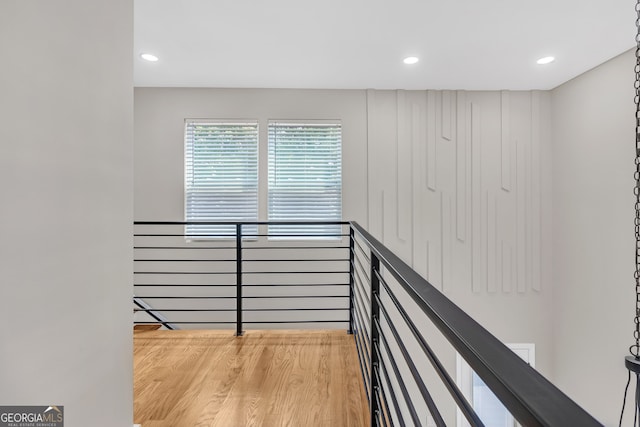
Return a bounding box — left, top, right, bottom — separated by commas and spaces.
268, 121, 342, 237
185, 121, 258, 237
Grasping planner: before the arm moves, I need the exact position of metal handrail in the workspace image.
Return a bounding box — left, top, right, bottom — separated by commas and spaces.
350, 221, 602, 427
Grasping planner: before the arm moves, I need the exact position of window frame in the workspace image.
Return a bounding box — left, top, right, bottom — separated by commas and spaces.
266, 119, 343, 240
183, 119, 260, 240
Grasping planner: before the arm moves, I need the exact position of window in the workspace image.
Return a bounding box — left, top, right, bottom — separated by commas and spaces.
268, 121, 342, 237
184, 120, 258, 237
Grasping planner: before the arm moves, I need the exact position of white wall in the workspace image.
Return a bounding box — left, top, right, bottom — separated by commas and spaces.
0, 2, 133, 427
366, 89, 555, 380
363, 89, 555, 425
134, 88, 368, 225
551, 49, 634, 425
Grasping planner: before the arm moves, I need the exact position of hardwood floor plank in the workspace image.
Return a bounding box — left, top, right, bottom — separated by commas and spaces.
134, 330, 369, 427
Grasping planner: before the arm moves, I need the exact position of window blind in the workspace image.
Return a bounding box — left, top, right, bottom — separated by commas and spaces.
185, 121, 258, 237
267, 121, 342, 237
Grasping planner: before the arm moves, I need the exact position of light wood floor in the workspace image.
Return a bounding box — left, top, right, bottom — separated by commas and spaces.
134, 329, 369, 427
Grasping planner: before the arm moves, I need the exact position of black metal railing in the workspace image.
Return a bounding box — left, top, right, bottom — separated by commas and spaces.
133, 221, 351, 334
349, 221, 602, 427
133, 220, 602, 426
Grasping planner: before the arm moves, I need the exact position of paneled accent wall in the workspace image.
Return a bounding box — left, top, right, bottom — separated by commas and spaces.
367, 90, 549, 295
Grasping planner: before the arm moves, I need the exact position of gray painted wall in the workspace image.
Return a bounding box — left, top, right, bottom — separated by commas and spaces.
0, 2, 133, 426
365, 89, 555, 425
134, 88, 368, 225
551, 49, 634, 425
366, 89, 554, 379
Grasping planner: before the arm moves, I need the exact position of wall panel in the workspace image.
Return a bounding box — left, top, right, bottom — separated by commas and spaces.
366, 89, 547, 297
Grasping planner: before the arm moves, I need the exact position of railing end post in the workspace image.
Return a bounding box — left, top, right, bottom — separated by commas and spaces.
235, 223, 243, 338
348, 226, 355, 335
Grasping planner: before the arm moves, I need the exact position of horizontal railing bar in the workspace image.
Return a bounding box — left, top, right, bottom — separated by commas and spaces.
352, 292, 370, 333
135, 234, 235, 237
353, 274, 370, 299
134, 272, 235, 275
134, 259, 236, 262
374, 343, 406, 427
374, 295, 448, 427
242, 271, 350, 274
135, 320, 348, 324
352, 325, 371, 403
352, 310, 371, 377
135, 308, 234, 312
351, 221, 603, 427
135, 235, 349, 239
133, 283, 349, 287
352, 294, 372, 365
134, 321, 234, 324
242, 320, 348, 324
373, 319, 430, 427
135, 221, 351, 226
134, 246, 236, 250
352, 285, 371, 320
242, 283, 349, 287
136, 296, 236, 299
136, 236, 348, 240
353, 252, 372, 278
134, 284, 235, 287
242, 259, 349, 262
353, 272, 372, 313
353, 288, 371, 329
374, 367, 395, 427
373, 390, 386, 427
352, 305, 371, 363
243, 308, 348, 311
353, 239, 371, 264
376, 269, 484, 427
241, 234, 349, 238
353, 333, 371, 404
353, 291, 371, 339
243, 246, 349, 250
134, 308, 348, 312
352, 256, 371, 284
243, 295, 348, 299
352, 261, 372, 298
136, 295, 349, 299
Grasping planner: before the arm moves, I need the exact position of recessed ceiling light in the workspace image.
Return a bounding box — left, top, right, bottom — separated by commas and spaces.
536, 56, 555, 65
140, 53, 159, 62
403, 56, 419, 65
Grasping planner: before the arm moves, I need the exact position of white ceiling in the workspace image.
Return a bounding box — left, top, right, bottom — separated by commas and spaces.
134, 0, 634, 91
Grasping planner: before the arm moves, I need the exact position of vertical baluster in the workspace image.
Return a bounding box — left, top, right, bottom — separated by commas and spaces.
370, 252, 381, 425
349, 225, 355, 334
236, 223, 244, 336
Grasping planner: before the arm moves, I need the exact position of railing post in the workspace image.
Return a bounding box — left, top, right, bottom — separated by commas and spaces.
370, 251, 381, 425
348, 226, 355, 334
235, 223, 244, 336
